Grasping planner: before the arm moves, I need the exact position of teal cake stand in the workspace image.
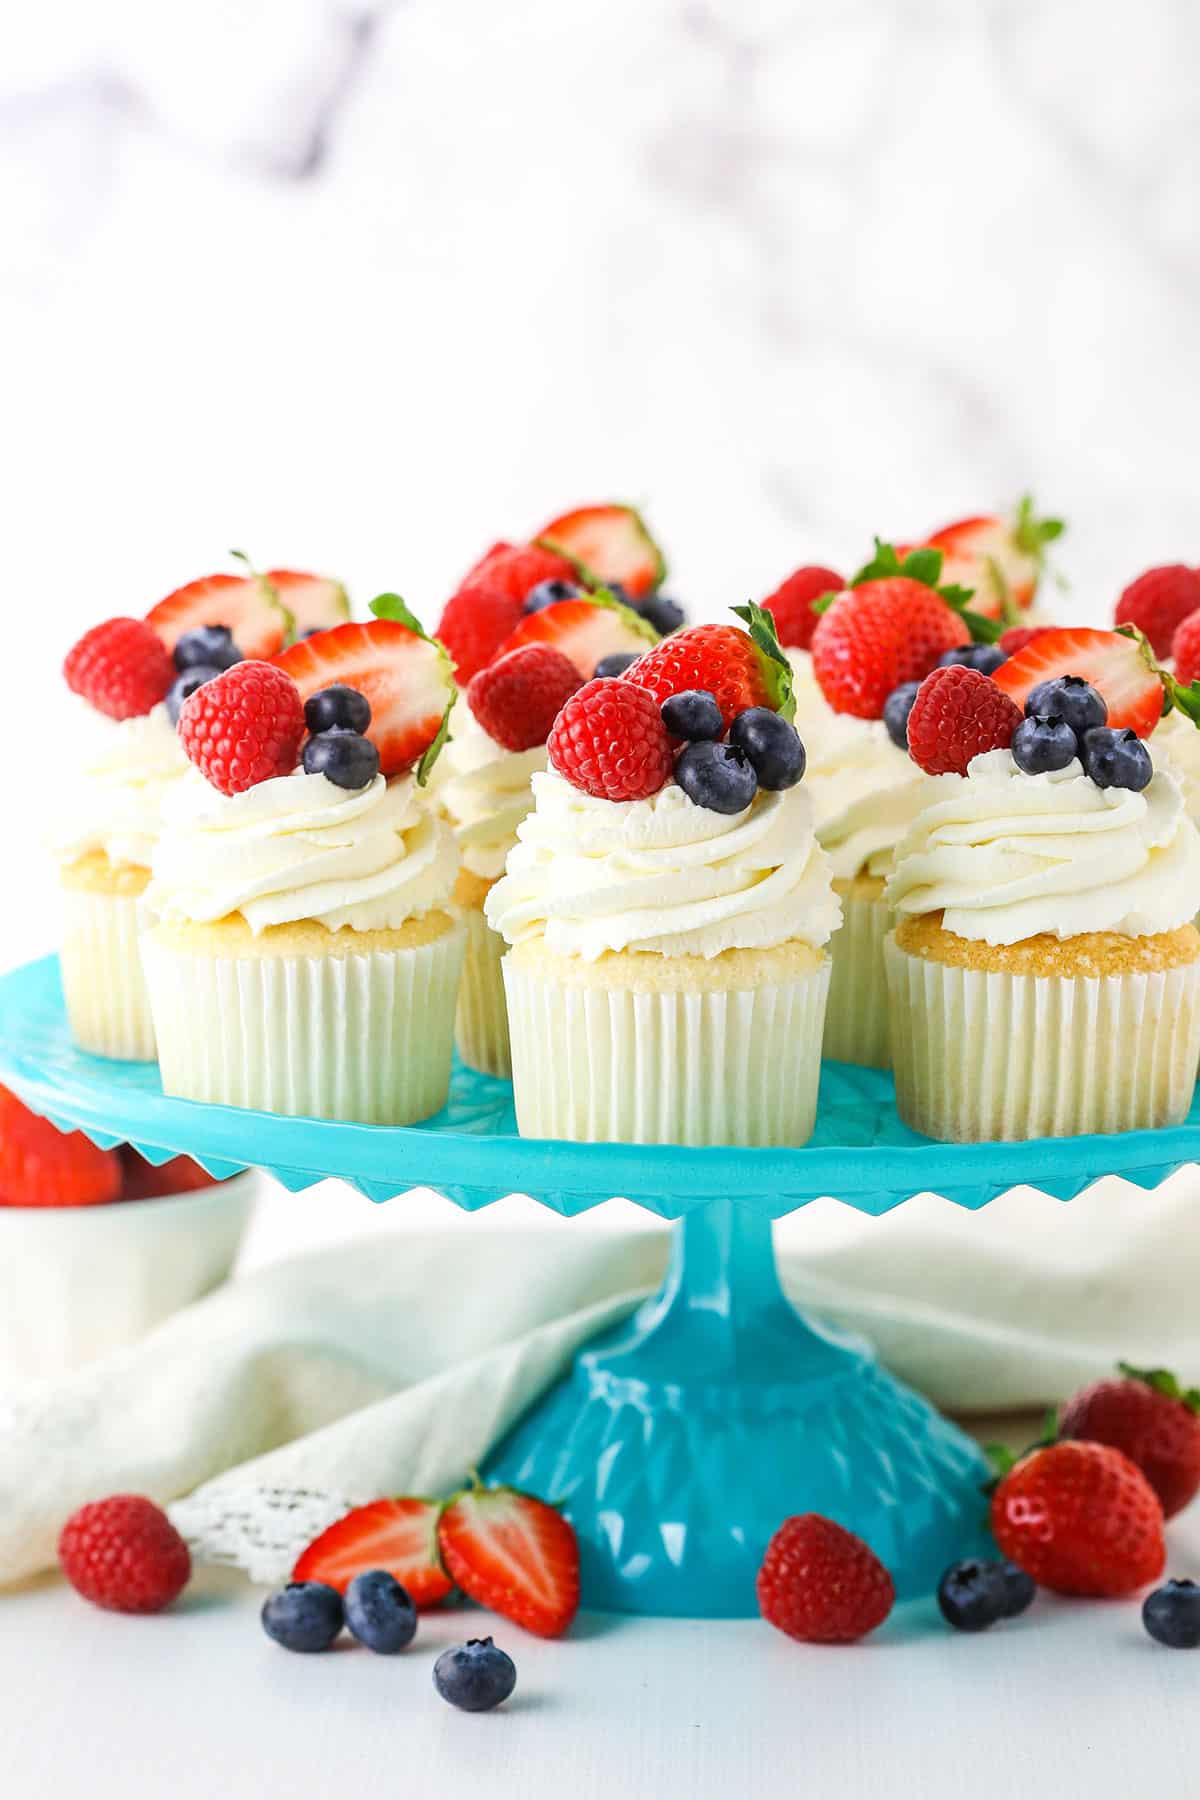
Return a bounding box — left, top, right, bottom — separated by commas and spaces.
2, 953, 1196, 1616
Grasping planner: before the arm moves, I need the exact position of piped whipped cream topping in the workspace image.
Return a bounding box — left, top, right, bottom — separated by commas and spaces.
1153, 709, 1200, 823
803, 708, 928, 881
52, 702, 188, 870
430, 707, 545, 881
147, 769, 459, 934
485, 769, 840, 959
886, 747, 1200, 944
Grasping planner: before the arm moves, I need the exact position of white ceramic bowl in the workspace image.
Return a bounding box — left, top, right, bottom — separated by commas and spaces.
0, 1168, 258, 1384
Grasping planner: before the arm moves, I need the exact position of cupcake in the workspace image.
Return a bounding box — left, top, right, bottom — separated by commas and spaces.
142, 602, 465, 1124
885, 652, 1200, 1142
486, 607, 840, 1146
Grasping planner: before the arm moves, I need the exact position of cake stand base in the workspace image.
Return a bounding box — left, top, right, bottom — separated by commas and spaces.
484, 1198, 993, 1616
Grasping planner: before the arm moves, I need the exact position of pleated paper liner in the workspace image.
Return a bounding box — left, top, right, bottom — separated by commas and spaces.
885, 934, 1200, 1142
456, 904, 512, 1078
59, 880, 157, 1061
824, 887, 892, 1069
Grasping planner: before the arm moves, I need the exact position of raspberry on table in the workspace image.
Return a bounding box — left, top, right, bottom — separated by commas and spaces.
58, 1495, 191, 1614
757, 1514, 895, 1644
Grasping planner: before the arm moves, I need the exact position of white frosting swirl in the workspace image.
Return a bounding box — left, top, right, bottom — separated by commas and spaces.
430, 708, 545, 880
787, 649, 834, 739
147, 770, 459, 934
803, 709, 928, 880
485, 770, 840, 959
1154, 710, 1200, 823
886, 748, 1200, 944
52, 702, 188, 870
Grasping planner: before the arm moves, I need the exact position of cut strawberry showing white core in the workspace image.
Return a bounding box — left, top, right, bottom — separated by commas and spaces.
274, 608, 456, 780
496, 593, 659, 680
292, 1497, 453, 1608
146, 573, 287, 660
535, 503, 666, 599
923, 499, 1063, 622
992, 626, 1165, 737
265, 570, 350, 637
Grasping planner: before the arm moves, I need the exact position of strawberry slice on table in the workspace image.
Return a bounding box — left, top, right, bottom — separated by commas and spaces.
293, 1498, 453, 1607
0, 1085, 121, 1208
273, 596, 456, 781
992, 626, 1166, 736
438, 1481, 580, 1639
922, 496, 1064, 621
622, 601, 793, 728
535, 503, 666, 599
496, 591, 659, 681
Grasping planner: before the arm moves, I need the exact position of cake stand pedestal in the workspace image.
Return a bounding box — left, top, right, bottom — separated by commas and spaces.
2, 953, 1194, 1617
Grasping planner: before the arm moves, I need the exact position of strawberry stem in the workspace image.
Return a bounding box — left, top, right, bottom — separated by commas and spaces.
731, 600, 795, 721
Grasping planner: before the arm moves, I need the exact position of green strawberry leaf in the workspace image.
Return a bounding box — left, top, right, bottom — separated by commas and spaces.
1013, 493, 1066, 557
370, 592, 458, 786
370, 591, 431, 638
843, 538, 1000, 641
229, 546, 297, 645
416, 688, 456, 786
1119, 1361, 1200, 1412
731, 599, 795, 722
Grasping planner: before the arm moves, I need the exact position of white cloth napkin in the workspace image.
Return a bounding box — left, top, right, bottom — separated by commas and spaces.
3, 1170, 1197, 1588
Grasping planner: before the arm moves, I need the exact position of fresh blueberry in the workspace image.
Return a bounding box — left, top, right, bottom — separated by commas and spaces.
594, 652, 641, 680
936, 1559, 1012, 1633
937, 644, 1008, 675
883, 680, 922, 751
303, 730, 381, 790
304, 683, 371, 735
1082, 726, 1153, 792
524, 579, 581, 613
174, 624, 241, 672
999, 1561, 1037, 1619
261, 1581, 344, 1653
1011, 712, 1079, 775
661, 689, 724, 742
728, 707, 806, 790
343, 1569, 417, 1655
675, 740, 759, 814
1143, 1579, 1200, 1649
1025, 674, 1107, 735
637, 594, 686, 636
166, 664, 223, 725
433, 1637, 517, 1712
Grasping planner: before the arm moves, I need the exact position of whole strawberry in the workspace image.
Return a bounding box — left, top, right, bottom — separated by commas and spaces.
439, 543, 579, 683
757, 1514, 895, 1644
59, 1495, 192, 1613
1060, 1364, 1200, 1521
906, 664, 1022, 775
762, 564, 844, 651
64, 617, 176, 721
467, 644, 582, 751
810, 550, 968, 718
622, 605, 792, 728
179, 660, 306, 795
549, 677, 674, 801
1115, 564, 1200, 658
991, 1441, 1165, 1597
0, 1084, 121, 1208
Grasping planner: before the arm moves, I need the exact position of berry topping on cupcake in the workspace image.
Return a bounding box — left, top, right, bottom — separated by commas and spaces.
761, 564, 844, 650
906, 665, 1023, 776
535, 501, 665, 600
64, 617, 176, 721
495, 589, 658, 679
623, 602, 794, 727
548, 679, 674, 801
179, 662, 307, 795
466, 644, 582, 752
912, 495, 1064, 622
992, 626, 1165, 735
146, 561, 348, 662
1115, 564, 1200, 657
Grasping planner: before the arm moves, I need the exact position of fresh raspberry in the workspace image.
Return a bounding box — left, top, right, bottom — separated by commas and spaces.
1115, 564, 1200, 657
0, 1085, 121, 1208
622, 621, 783, 728
757, 1515, 895, 1644
1171, 608, 1200, 686
762, 565, 844, 650
439, 544, 579, 683
991, 1441, 1165, 1598
1059, 1365, 1200, 1521
467, 644, 582, 751
64, 617, 175, 721
810, 577, 965, 717
548, 678, 673, 801
59, 1495, 192, 1613
998, 625, 1053, 656
906, 664, 1022, 775
178, 660, 306, 795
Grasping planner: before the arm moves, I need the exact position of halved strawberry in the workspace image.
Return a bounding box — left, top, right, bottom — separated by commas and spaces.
266, 570, 350, 637
923, 497, 1064, 621
273, 596, 456, 780
497, 592, 658, 680
438, 1482, 580, 1639
536, 503, 666, 599
146, 573, 288, 660
293, 1498, 453, 1608
992, 626, 1165, 737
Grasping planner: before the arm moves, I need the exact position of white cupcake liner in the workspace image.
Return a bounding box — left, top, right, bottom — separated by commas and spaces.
142, 923, 466, 1123
0, 1172, 257, 1385
503, 953, 830, 1145
885, 934, 1200, 1141
59, 880, 157, 1061
456, 905, 512, 1078
824, 889, 893, 1069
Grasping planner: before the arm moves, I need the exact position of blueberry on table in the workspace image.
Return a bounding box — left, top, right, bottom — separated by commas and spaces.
433, 1637, 517, 1712
937, 644, 1008, 674
1143, 1579, 1200, 1648
594, 652, 641, 680
1011, 713, 1078, 775
166, 664, 222, 725
1081, 726, 1153, 792
637, 594, 686, 636
524, 579, 581, 613
936, 1559, 1012, 1632
303, 731, 381, 789
661, 689, 724, 742
174, 624, 241, 672
261, 1581, 344, 1653
343, 1569, 417, 1654
304, 683, 372, 735
999, 1561, 1036, 1619
675, 740, 759, 813
883, 680, 922, 750
1025, 674, 1107, 734
728, 707, 806, 789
